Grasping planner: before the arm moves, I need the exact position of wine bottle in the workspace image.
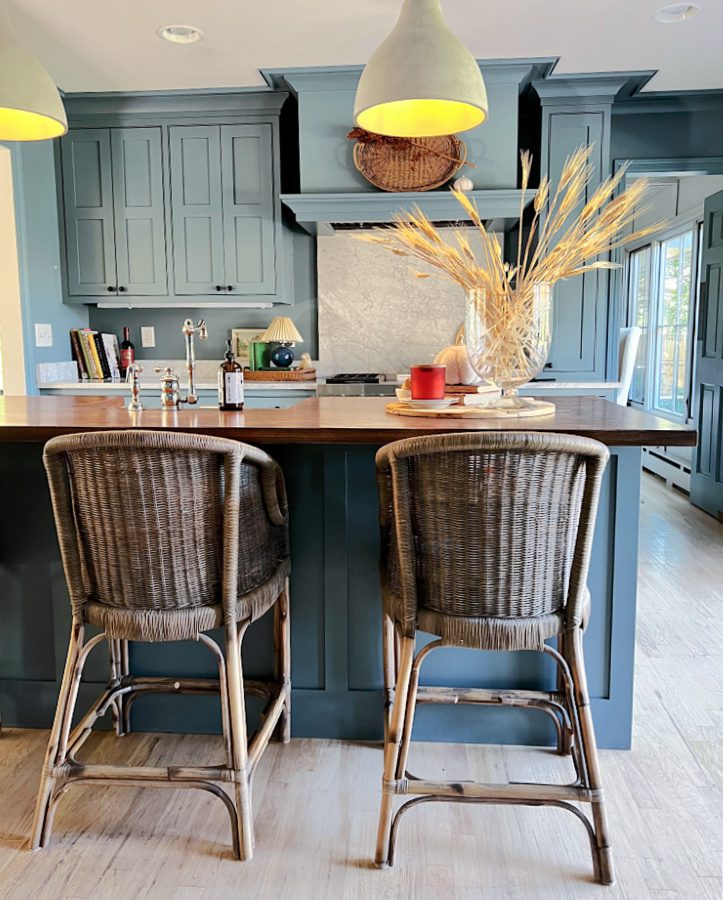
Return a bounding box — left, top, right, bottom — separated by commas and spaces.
218, 339, 244, 411
119, 326, 135, 378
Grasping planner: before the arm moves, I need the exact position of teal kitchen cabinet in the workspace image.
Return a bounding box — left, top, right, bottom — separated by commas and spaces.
533, 74, 631, 381
61, 127, 168, 298
169, 124, 277, 297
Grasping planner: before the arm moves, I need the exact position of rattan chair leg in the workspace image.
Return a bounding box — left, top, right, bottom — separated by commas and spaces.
375, 636, 415, 868
382, 614, 396, 742
273, 581, 292, 743
555, 633, 573, 755
568, 626, 614, 885
29, 621, 85, 850
225, 620, 254, 861
108, 639, 127, 737
395, 639, 442, 781
119, 640, 131, 733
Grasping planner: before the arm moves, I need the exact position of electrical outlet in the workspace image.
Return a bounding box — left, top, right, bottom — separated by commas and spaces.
35, 323, 53, 347
141, 326, 156, 348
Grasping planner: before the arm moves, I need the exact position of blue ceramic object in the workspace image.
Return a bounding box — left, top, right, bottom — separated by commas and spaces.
270, 344, 294, 368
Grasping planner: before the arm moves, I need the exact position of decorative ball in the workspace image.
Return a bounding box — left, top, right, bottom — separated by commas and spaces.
453, 175, 474, 192
270, 344, 294, 368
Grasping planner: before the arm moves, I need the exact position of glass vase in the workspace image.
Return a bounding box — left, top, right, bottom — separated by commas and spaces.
465, 282, 552, 409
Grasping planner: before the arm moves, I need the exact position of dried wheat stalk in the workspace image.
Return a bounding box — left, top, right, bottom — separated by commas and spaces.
358, 145, 661, 388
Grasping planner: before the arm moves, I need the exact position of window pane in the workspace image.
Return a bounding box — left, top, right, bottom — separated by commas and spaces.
627, 246, 651, 405
652, 231, 693, 418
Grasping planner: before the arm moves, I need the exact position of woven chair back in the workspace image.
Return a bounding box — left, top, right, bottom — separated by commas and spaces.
376, 432, 609, 631
43, 430, 287, 617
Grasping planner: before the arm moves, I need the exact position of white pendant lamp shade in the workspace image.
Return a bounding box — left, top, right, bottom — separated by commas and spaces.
354, 0, 487, 138
0, 11, 67, 141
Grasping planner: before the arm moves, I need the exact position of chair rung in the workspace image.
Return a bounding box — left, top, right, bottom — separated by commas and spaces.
120, 675, 276, 700
395, 778, 593, 804
415, 686, 565, 707
65, 762, 235, 783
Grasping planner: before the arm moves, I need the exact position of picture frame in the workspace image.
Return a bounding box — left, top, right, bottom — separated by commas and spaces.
231, 328, 265, 367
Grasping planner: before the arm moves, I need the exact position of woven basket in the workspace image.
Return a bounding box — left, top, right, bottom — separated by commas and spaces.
244, 368, 316, 382
351, 133, 467, 193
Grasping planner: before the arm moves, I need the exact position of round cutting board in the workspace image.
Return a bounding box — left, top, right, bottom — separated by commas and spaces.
385, 400, 556, 419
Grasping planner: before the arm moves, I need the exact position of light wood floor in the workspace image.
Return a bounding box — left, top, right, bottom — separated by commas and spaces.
0, 475, 721, 900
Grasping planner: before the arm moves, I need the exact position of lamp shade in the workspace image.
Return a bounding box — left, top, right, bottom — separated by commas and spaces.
354, 0, 487, 138
0, 11, 67, 141
260, 316, 304, 344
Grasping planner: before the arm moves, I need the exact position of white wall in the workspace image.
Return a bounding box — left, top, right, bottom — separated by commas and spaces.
0, 147, 26, 394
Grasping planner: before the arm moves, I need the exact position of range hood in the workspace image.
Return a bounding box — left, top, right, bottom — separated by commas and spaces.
281, 189, 529, 236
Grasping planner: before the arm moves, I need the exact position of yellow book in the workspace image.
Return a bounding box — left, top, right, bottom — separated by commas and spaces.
81, 329, 104, 380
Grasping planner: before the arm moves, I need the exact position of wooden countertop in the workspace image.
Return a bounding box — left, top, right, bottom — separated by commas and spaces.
0, 395, 697, 447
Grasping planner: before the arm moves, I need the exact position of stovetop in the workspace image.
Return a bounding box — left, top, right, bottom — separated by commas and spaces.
325, 373, 387, 384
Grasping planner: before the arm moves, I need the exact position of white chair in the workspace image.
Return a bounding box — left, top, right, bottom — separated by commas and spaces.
616, 326, 642, 406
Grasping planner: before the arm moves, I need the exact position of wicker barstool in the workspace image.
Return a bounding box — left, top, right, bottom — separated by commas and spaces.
30, 430, 291, 861
374, 431, 614, 885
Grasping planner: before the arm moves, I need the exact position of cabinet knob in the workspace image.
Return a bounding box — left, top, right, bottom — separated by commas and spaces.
106, 285, 115, 292
215, 285, 223, 292
118, 286, 126, 293
226, 285, 233, 292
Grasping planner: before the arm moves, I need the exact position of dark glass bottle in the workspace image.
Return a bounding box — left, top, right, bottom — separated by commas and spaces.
119, 326, 135, 378
218, 339, 244, 411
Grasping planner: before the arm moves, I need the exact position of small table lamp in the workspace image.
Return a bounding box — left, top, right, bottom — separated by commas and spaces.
260, 316, 304, 368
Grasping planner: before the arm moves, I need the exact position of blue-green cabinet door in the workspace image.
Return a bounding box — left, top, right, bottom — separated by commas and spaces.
169, 125, 225, 295
60, 128, 117, 296
110, 127, 168, 296
543, 113, 606, 376
221, 124, 276, 295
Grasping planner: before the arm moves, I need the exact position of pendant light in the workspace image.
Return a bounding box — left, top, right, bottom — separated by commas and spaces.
0, 10, 67, 141
354, 0, 487, 138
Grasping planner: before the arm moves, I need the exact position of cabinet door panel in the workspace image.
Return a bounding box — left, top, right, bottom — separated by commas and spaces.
111, 128, 167, 296
61, 129, 116, 296
221, 124, 276, 295
544, 113, 605, 375
169, 126, 225, 295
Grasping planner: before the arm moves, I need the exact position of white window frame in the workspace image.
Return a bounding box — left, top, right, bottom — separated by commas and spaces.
622, 217, 702, 423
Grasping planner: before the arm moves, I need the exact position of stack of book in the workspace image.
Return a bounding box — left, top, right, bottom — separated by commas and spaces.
69, 329, 122, 381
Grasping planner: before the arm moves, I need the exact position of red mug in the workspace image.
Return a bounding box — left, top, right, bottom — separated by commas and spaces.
410, 364, 446, 400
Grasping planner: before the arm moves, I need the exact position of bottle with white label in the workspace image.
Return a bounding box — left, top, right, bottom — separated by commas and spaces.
218, 339, 244, 411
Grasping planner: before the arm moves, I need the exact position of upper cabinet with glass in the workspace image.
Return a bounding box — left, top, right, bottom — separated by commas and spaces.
57, 91, 291, 307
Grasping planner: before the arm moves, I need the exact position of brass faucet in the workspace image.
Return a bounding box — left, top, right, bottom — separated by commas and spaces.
181, 318, 208, 405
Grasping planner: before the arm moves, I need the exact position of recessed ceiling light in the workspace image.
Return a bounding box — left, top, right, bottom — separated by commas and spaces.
157, 24, 204, 44
653, 3, 701, 23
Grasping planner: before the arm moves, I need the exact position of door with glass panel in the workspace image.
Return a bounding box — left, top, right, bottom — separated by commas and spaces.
690, 189, 723, 518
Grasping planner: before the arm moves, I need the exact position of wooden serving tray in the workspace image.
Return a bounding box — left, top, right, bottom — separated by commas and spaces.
244, 368, 316, 382
386, 400, 556, 419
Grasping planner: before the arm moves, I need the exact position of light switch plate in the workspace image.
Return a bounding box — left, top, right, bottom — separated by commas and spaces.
35, 323, 53, 347
141, 326, 156, 348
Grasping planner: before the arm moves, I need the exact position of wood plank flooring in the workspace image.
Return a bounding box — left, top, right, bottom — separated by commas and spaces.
0, 474, 720, 899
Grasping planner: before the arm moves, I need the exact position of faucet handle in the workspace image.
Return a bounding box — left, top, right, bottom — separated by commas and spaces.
197, 319, 208, 340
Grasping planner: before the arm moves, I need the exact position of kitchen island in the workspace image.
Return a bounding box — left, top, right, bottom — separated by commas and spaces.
0, 395, 695, 748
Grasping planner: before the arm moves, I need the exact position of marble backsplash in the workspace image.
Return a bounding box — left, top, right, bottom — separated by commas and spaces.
317, 226, 492, 374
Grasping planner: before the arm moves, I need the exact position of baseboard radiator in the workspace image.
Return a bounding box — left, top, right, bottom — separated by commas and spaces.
642, 445, 692, 492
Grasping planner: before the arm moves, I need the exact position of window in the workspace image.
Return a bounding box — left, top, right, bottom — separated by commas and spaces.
627, 247, 651, 406
624, 225, 700, 421
652, 231, 693, 417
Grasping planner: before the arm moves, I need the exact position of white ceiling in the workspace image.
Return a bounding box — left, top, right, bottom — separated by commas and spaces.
8, 0, 723, 94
